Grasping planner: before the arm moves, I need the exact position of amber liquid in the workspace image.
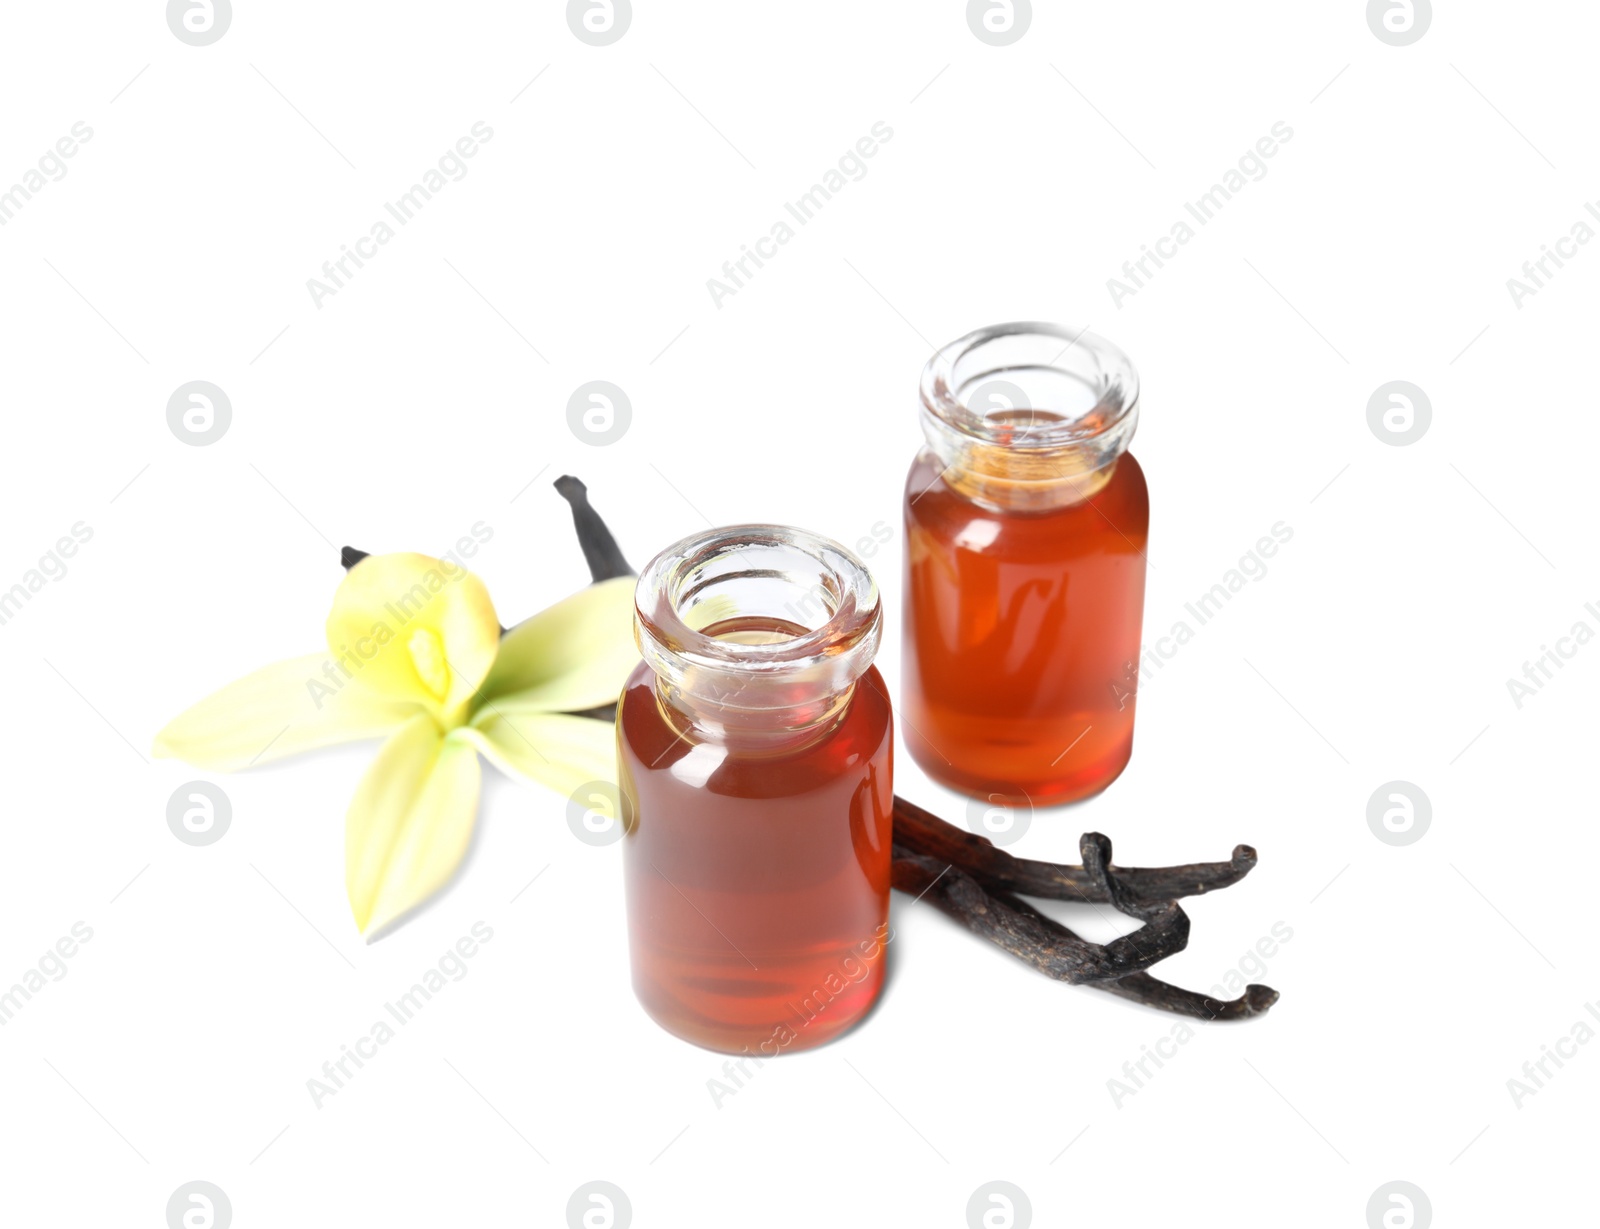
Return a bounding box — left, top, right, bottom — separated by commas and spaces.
617, 636, 894, 1055
902, 449, 1149, 804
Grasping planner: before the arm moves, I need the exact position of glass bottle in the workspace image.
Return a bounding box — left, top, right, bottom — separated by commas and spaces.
618, 525, 893, 1055
902, 322, 1148, 805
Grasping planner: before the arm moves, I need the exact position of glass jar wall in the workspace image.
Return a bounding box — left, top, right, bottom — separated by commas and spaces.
619, 525, 894, 1055
901, 323, 1149, 805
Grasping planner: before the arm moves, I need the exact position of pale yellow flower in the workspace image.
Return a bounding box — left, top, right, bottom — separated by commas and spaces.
154, 552, 636, 935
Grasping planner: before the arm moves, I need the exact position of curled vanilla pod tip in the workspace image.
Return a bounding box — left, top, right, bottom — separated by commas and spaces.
891, 797, 1279, 1022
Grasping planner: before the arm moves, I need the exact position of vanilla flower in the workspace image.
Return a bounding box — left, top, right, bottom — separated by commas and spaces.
154, 552, 636, 935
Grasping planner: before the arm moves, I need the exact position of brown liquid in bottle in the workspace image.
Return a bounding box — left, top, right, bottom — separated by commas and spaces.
618, 618, 894, 1055
901, 449, 1149, 804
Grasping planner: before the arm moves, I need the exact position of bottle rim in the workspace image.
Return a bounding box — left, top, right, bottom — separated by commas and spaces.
634, 523, 882, 713
919, 321, 1140, 461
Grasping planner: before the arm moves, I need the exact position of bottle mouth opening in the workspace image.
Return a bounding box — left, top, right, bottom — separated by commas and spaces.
919, 322, 1140, 458
634, 525, 882, 711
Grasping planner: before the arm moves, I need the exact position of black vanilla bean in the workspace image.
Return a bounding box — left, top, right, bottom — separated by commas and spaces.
1089, 972, 1279, 1021
554, 474, 635, 583
890, 795, 1277, 1019
891, 840, 1190, 983
893, 794, 1258, 905
554, 474, 633, 722
891, 840, 1277, 1021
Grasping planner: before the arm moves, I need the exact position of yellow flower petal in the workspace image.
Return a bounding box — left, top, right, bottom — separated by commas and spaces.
326, 552, 499, 719
345, 713, 483, 935
153, 653, 422, 771
472, 576, 638, 714
459, 707, 617, 797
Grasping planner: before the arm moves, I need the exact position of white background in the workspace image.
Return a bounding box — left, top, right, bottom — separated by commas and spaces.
1, 2, 1595, 1226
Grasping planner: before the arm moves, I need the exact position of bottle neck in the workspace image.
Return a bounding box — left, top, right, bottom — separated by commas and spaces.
633, 527, 882, 751
653, 614, 857, 750
918, 322, 1139, 513
919, 420, 1120, 512
653, 671, 858, 754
